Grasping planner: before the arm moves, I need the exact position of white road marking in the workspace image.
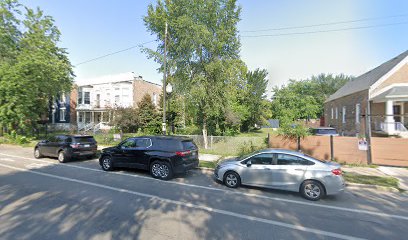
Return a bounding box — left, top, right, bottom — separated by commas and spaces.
26, 163, 53, 169
1, 152, 408, 221
0, 158, 15, 162
0, 162, 366, 240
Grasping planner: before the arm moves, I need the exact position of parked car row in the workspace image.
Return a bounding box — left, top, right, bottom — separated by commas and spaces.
34, 134, 344, 201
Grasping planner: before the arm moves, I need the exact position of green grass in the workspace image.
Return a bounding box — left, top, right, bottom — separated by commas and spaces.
235, 128, 277, 137
342, 163, 379, 168
198, 161, 217, 169
343, 172, 400, 190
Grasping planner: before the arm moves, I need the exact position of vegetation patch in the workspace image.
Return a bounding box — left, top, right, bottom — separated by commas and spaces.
343, 172, 400, 190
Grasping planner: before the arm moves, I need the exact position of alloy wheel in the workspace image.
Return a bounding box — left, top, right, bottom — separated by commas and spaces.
34, 149, 40, 158
225, 173, 238, 187
304, 183, 321, 199
58, 152, 65, 163
102, 157, 112, 170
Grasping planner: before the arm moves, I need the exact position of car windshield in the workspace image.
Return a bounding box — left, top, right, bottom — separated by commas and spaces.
316, 129, 337, 135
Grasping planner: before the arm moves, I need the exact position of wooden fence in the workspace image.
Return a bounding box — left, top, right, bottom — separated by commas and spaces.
268, 135, 408, 167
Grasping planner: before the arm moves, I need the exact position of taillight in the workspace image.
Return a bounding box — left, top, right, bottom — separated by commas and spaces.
176, 150, 191, 157
331, 169, 342, 176
70, 143, 80, 148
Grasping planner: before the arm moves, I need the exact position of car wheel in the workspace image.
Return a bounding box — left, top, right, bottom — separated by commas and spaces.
224, 171, 241, 188
301, 180, 325, 201
101, 156, 114, 171
34, 148, 43, 159
58, 151, 68, 163
150, 161, 173, 180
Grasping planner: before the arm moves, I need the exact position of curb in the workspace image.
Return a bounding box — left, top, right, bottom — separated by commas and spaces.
346, 183, 402, 193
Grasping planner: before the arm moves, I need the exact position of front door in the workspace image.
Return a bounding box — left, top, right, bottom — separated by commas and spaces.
393, 105, 402, 123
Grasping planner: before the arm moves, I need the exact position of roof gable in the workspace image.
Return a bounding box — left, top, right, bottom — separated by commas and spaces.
326, 50, 408, 102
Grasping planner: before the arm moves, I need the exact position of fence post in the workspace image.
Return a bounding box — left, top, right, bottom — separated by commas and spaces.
330, 135, 334, 161
365, 105, 373, 164
210, 135, 213, 149
267, 133, 271, 148
297, 136, 301, 152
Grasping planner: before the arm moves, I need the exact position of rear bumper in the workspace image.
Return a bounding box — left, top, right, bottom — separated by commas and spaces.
324, 176, 346, 195
173, 160, 199, 174
66, 149, 97, 158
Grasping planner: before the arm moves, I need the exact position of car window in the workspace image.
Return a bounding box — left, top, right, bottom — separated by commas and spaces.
250, 153, 274, 165
276, 154, 313, 165
154, 139, 183, 151
54, 135, 66, 143
121, 138, 137, 148
73, 136, 96, 143
182, 141, 197, 150
135, 138, 152, 148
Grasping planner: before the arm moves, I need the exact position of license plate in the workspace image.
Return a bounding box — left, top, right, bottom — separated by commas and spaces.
84, 144, 90, 147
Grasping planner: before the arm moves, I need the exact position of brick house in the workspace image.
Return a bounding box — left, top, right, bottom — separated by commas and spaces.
74, 72, 162, 131
324, 50, 408, 137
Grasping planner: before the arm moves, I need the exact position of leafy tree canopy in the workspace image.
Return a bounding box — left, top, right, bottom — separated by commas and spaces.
0, 0, 74, 135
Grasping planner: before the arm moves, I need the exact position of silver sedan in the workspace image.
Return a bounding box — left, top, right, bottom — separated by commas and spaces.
214, 149, 345, 201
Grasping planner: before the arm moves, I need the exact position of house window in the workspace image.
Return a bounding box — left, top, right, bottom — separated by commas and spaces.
331, 108, 334, 119
60, 109, 66, 121
78, 90, 83, 104
355, 104, 360, 124
115, 95, 120, 104
84, 92, 90, 104
79, 113, 83, 122
342, 106, 346, 123
335, 107, 338, 119
60, 93, 66, 103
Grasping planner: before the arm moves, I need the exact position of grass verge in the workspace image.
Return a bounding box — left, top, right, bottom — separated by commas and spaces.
343, 172, 400, 190
198, 161, 217, 169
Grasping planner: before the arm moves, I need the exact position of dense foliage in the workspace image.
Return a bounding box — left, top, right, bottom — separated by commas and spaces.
0, 0, 74, 135
144, 0, 270, 142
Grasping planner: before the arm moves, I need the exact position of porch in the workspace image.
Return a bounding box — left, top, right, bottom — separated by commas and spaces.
76, 110, 112, 132
371, 85, 408, 138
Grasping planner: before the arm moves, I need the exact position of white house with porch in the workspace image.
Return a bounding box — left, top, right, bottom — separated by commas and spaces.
75, 72, 162, 132
325, 50, 408, 138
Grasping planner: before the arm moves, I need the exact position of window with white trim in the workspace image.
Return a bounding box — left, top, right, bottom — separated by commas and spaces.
335, 107, 338, 119
331, 108, 334, 119
355, 104, 360, 124
342, 106, 346, 123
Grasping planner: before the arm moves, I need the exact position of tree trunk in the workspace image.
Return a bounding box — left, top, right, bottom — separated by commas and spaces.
202, 118, 208, 149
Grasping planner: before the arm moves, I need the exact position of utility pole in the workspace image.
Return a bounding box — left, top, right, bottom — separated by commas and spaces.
162, 22, 168, 135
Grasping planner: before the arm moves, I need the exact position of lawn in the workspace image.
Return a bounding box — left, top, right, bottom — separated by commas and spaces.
343, 172, 400, 190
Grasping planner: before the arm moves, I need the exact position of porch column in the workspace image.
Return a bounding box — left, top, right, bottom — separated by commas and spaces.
385, 100, 395, 134
76, 111, 79, 125
91, 111, 94, 124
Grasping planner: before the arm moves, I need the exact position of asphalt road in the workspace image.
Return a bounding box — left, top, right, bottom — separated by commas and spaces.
0, 145, 407, 240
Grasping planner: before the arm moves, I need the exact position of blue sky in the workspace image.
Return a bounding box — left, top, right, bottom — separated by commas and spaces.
22, 0, 408, 95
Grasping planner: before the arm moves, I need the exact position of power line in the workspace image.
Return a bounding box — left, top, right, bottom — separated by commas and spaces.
74, 40, 156, 66
241, 13, 408, 33
241, 21, 408, 38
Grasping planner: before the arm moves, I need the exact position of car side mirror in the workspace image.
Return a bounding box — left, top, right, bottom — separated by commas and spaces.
246, 160, 252, 167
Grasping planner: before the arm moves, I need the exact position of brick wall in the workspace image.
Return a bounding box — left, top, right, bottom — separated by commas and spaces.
70, 86, 78, 124
324, 90, 368, 136
132, 80, 162, 107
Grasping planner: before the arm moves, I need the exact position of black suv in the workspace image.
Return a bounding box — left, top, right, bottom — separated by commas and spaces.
99, 136, 199, 180
34, 135, 98, 163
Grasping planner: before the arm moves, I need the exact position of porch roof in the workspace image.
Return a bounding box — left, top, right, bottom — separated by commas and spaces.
371, 86, 408, 102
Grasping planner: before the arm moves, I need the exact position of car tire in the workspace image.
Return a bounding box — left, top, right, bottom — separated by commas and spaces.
150, 160, 173, 180
301, 180, 325, 201
101, 156, 114, 171
224, 171, 241, 188
34, 148, 43, 159
58, 150, 69, 163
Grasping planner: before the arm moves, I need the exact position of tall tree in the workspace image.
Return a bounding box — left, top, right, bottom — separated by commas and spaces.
138, 94, 162, 134
0, 1, 74, 135
241, 68, 268, 131
271, 73, 352, 125
144, 0, 246, 147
